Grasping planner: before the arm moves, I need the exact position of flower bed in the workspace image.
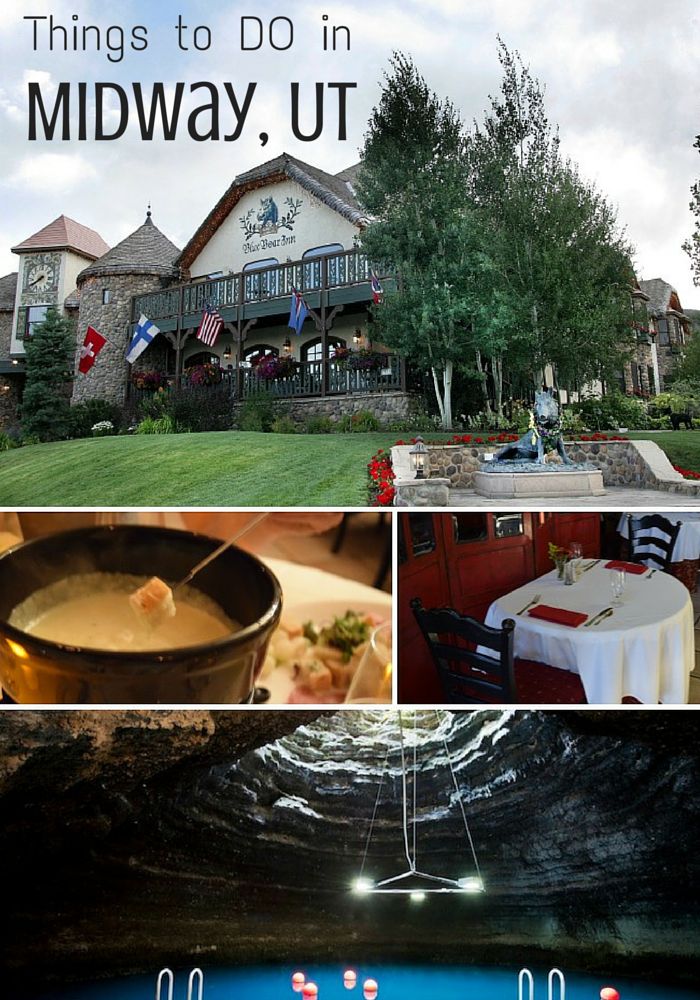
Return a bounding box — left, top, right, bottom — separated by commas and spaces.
673, 465, 700, 481
367, 448, 395, 506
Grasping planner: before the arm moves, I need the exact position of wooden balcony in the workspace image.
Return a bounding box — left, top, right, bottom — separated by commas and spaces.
131, 248, 387, 332
126, 355, 406, 406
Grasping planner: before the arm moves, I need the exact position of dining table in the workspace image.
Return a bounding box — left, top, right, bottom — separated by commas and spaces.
484, 560, 694, 704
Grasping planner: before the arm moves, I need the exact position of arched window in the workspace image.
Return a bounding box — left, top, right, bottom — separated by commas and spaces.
302, 336, 346, 363
185, 350, 220, 368
302, 244, 344, 259
243, 258, 281, 301
241, 343, 279, 368
302, 244, 345, 290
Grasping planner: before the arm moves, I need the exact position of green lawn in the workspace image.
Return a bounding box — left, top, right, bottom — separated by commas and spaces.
2, 429, 697, 507
0, 431, 414, 506
626, 431, 700, 472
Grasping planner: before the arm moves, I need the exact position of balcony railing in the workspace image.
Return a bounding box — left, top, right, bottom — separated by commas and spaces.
125, 355, 405, 407
132, 248, 374, 324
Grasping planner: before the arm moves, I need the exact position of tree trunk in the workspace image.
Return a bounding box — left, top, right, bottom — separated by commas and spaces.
430, 366, 446, 427
430, 362, 453, 431
475, 350, 494, 417
492, 356, 504, 419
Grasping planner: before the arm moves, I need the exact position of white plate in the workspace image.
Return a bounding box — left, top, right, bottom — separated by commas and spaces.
261, 596, 391, 705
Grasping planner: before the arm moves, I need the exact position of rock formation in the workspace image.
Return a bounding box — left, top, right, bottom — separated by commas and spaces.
1, 710, 698, 994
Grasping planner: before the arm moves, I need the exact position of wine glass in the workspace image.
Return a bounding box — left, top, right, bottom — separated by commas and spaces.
610, 568, 626, 607
346, 621, 392, 703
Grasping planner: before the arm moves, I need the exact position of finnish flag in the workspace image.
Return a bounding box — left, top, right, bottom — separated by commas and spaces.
126, 314, 160, 364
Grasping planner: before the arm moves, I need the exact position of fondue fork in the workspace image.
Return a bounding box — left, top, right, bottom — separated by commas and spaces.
130, 513, 269, 621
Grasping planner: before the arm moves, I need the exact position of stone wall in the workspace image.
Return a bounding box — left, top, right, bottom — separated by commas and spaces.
234, 390, 411, 425
0, 375, 22, 432
424, 438, 700, 496
622, 340, 655, 395
72, 273, 170, 406
0, 307, 13, 360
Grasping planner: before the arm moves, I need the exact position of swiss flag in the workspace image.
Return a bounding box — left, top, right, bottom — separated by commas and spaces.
78, 326, 107, 374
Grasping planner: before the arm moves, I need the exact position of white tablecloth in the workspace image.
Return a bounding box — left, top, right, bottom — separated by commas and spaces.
617, 512, 700, 563
485, 563, 693, 704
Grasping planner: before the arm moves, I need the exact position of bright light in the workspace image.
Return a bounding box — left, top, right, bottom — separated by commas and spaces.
458, 876, 484, 893
352, 876, 374, 895
410, 891, 426, 903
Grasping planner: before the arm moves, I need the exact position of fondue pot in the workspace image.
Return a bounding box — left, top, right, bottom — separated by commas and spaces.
0, 525, 282, 704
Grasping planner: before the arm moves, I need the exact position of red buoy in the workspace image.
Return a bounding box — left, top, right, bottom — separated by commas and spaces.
344, 969, 357, 989
303, 983, 319, 999
600, 989, 619, 1000
292, 971, 306, 992
363, 979, 378, 999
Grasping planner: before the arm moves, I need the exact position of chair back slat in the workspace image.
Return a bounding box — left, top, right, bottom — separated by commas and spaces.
626, 514, 681, 572
410, 598, 516, 703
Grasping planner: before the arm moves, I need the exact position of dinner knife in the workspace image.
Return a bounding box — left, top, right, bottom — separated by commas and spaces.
584, 606, 613, 627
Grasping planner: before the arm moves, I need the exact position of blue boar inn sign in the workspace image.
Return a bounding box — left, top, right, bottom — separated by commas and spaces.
240, 196, 303, 240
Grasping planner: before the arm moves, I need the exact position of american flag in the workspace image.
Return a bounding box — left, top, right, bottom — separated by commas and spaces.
196, 304, 224, 347
370, 271, 384, 305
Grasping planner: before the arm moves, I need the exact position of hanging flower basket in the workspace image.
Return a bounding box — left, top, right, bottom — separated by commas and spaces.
339, 348, 386, 372
131, 370, 168, 391
185, 362, 222, 387
253, 354, 298, 379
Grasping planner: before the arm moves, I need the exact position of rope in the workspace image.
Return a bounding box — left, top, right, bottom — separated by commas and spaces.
359, 744, 390, 878
437, 710, 483, 882
412, 710, 418, 867
398, 711, 414, 870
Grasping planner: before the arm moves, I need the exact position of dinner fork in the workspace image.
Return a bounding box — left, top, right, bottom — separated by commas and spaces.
516, 593, 541, 616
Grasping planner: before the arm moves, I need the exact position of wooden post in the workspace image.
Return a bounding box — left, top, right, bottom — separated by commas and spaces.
174, 285, 184, 389
321, 256, 328, 397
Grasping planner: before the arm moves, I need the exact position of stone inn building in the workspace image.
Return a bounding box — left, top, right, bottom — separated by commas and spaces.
0, 152, 693, 429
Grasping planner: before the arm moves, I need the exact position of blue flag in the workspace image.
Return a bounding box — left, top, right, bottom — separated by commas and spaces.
288, 288, 309, 336
126, 314, 160, 364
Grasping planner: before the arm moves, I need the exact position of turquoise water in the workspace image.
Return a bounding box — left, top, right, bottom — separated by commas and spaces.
31, 965, 700, 1000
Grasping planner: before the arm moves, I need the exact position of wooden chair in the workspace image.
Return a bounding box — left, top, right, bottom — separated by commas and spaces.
410, 599, 588, 704
626, 514, 682, 572
410, 598, 517, 703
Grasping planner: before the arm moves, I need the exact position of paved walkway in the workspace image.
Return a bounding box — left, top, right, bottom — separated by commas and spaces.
449, 487, 700, 508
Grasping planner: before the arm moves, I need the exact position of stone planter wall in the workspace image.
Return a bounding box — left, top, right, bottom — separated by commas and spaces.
426, 439, 700, 496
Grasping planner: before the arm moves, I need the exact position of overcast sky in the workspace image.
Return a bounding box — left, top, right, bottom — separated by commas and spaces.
1, 0, 698, 306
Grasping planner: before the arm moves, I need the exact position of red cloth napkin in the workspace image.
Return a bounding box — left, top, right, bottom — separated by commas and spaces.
527, 604, 588, 628
604, 560, 647, 575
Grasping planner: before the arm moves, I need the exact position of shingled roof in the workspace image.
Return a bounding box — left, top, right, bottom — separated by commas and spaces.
78, 213, 181, 283
0, 272, 18, 311
639, 278, 688, 318
178, 153, 369, 270
12, 215, 110, 260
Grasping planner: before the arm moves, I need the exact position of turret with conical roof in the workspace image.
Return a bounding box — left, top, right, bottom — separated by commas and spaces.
72, 212, 180, 406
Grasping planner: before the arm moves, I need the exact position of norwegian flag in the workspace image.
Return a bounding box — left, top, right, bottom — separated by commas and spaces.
196, 304, 224, 347
370, 271, 384, 305
78, 326, 107, 374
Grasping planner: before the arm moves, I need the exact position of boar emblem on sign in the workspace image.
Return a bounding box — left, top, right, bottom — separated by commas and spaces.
240, 196, 303, 240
